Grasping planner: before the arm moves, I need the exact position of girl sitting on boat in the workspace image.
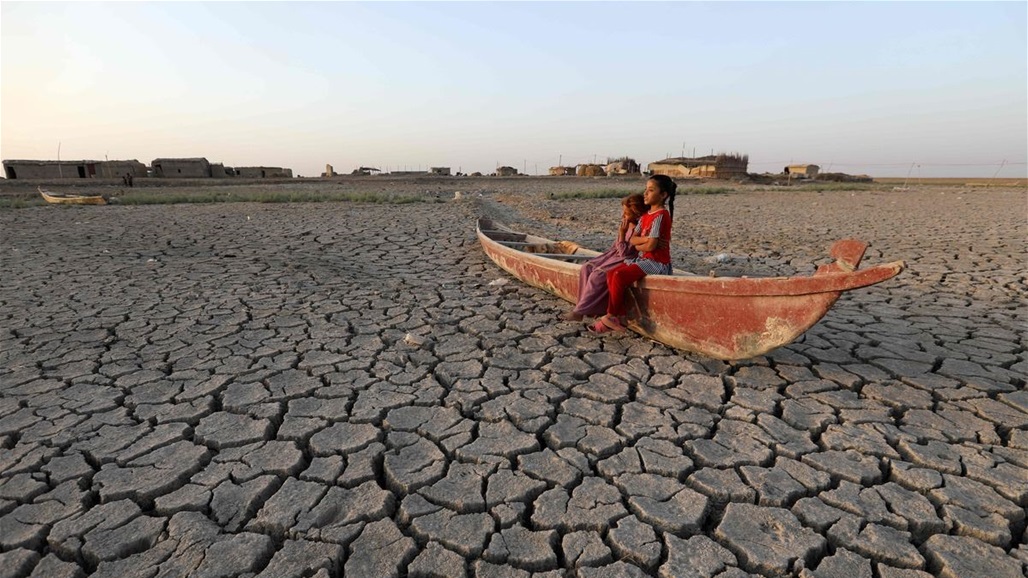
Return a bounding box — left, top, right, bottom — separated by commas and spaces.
590, 174, 677, 334
565, 194, 647, 321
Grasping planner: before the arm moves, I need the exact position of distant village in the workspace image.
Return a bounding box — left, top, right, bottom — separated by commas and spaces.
2, 154, 847, 182
2, 158, 291, 180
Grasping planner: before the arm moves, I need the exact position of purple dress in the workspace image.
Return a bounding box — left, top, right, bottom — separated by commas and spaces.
573, 221, 639, 317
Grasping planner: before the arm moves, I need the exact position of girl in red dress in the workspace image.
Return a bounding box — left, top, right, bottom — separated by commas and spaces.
590, 174, 677, 333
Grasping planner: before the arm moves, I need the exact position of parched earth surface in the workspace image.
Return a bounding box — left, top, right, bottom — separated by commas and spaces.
0, 182, 1025, 578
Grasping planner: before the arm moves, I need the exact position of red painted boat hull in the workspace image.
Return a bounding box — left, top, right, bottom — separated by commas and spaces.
477, 219, 904, 360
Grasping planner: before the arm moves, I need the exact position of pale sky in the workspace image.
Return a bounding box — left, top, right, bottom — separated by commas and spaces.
2, 1, 1026, 178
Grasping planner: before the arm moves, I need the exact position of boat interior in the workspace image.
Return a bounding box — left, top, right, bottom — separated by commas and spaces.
480, 226, 593, 261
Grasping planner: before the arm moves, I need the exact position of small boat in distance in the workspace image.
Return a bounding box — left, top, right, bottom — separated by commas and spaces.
476, 218, 904, 360
39, 186, 107, 205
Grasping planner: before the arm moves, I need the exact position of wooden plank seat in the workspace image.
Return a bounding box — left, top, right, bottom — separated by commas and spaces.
528, 253, 595, 260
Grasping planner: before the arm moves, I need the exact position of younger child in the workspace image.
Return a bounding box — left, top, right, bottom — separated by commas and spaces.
590, 174, 677, 333
565, 193, 647, 321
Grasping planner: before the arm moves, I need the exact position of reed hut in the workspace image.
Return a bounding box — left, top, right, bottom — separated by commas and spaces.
604, 157, 641, 175
548, 166, 575, 176
210, 163, 234, 179
102, 160, 148, 179
648, 153, 749, 179
576, 164, 606, 177
152, 158, 214, 178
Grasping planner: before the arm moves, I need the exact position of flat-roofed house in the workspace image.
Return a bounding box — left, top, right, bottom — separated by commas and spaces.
235, 166, 293, 178
784, 164, 820, 179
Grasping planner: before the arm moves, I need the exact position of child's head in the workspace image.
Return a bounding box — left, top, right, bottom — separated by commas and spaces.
645, 175, 677, 219
621, 193, 646, 221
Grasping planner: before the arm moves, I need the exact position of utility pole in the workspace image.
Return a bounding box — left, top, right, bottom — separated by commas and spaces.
902, 162, 915, 188
991, 159, 1007, 179
58, 141, 63, 178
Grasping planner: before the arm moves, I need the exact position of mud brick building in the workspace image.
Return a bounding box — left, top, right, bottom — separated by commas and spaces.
3, 159, 147, 179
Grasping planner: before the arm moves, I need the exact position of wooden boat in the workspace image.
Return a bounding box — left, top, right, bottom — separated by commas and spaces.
39, 187, 107, 205
476, 218, 905, 360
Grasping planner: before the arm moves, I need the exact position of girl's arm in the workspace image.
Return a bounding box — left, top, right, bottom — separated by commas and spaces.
631, 212, 670, 252
630, 235, 662, 252
618, 218, 638, 241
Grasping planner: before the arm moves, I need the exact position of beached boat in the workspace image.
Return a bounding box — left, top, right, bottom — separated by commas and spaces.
39, 187, 107, 205
476, 218, 904, 360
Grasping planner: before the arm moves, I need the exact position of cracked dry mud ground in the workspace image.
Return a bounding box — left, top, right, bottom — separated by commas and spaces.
0, 185, 1025, 578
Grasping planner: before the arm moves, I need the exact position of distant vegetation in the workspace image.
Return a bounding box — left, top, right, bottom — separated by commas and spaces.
688, 187, 735, 195
758, 182, 874, 192
0, 189, 445, 208
873, 177, 1026, 187
115, 189, 440, 205
806, 183, 875, 192
549, 186, 734, 199
548, 189, 631, 200
0, 198, 36, 209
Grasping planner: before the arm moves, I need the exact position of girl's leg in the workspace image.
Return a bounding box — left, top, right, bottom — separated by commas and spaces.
578, 262, 594, 290
567, 262, 596, 319
574, 267, 610, 316
606, 263, 646, 318
575, 262, 594, 305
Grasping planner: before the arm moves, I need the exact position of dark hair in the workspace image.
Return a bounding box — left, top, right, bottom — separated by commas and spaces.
648, 174, 677, 219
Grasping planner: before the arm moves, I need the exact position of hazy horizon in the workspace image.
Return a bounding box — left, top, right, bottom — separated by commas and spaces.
3, 1, 1026, 179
